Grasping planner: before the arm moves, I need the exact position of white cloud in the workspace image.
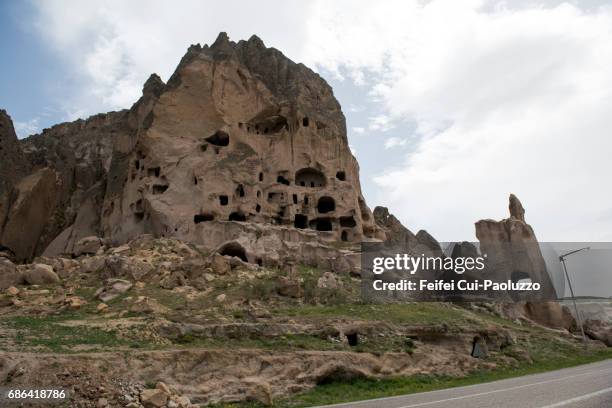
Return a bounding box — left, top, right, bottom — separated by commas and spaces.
368, 114, 395, 132
27, 0, 612, 241
14, 118, 40, 138
352, 126, 365, 135
384, 137, 408, 150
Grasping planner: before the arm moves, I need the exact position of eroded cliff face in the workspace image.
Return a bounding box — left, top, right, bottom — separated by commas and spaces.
98, 33, 380, 250
1, 33, 382, 261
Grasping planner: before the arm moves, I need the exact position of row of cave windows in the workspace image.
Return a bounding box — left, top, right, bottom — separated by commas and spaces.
194, 212, 356, 240
237, 116, 310, 136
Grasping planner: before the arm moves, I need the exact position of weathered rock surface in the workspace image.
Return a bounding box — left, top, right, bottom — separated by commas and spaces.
1, 33, 383, 262
22, 263, 60, 285
476, 194, 574, 329
373, 206, 442, 255
584, 319, 612, 346
0, 110, 31, 231
475, 194, 556, 300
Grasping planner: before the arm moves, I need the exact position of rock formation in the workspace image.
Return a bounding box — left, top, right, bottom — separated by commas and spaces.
476, 194, 574, 329
475, 194, 556, 300
0, 33, 382, 262
373, 206, 442, 255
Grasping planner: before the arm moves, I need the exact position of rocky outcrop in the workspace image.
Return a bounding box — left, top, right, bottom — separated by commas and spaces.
476, 194, 573, 329
0, 111, 32, 258
475, 194, 556, 300
101, 33, 381, 249
373, 206, 441, 254
0, 168, 58, 262
1, 33, 382, 262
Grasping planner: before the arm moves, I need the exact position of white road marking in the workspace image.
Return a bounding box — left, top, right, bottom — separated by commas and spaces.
314, 364, 612, 408
393, 367, 612, 408
537, 387, 612, 408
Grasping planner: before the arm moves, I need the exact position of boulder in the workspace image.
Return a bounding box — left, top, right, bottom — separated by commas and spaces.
584, 319, 612, 346
210, 254, 231, 275
277, 276, 302, 298
140, 388, 168, 408
317, 272, 342, 290
22, 264, 60, 285
73, 236, 103, 257
96, 279, 133, 302
0, 258, 23, 289
244, 378, 273, 406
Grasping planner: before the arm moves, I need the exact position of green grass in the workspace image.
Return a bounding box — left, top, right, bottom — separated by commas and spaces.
273, 302, 479, 327
210, 348, 612, 407
3, 313, 149, 352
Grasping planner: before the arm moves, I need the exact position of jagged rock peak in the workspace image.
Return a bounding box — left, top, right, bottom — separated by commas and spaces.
142, 73, 165, 98
10, 32, 382, 260
508, 193, 525, 222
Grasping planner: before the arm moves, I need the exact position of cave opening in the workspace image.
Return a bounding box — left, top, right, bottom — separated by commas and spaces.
194, 213, 214, 224
236, 184, 245, 197
219, 195, 229, 206
341, 230, 348, 241
317, 196, 336, 214
295, 168, 326, 188
336, 171, 346, 181
294, 214, 308, 229
310, 218, 333, 231
340, 216, 356, 228
277, 175, 290, 185
219, 242, 248, 262
229, 212, 247, 222
152, 184, 168, 195
205, 130, 230, 146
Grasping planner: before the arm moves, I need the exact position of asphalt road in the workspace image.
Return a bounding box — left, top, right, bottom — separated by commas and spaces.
316, 359, 612, 408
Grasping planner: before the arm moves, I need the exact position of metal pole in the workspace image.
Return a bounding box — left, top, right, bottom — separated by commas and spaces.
560, 257, 587, 349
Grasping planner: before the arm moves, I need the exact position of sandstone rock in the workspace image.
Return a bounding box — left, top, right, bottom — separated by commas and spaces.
140, 388, 168, 408
2, 33, 384, 262
0, 168, 58, 262
22, 264, 60, 285
65, 296, 86, 310
330, 255, 351, 275
174, 396, 191, 408
6, 286, 19, 296
373, 206, 419, 250
475, 194, 556, 301
509, 193, 525, 222
96, 303, 109, 313
96, 397, 108, 407
210, 254, 231, 275
96, 279, 133, 302
74, 236, 103, 257
584, 319, 612, 346
0, 258, 23, 289
522, 302, 574, 330
277, 276, 301, 298
155, 381, 172, 395
317, 272, 342, 290
0, 111, 31, 252
245, 378, 273, 406
215, 293, 227, 302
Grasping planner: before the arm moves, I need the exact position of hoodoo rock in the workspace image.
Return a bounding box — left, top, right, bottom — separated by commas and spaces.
475, 194, 556, 300
476, 194, 573, 329
1, 33, 382, 262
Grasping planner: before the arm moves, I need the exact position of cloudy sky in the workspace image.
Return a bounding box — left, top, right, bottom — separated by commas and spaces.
2, 0, 612, 242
